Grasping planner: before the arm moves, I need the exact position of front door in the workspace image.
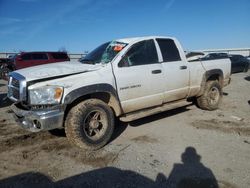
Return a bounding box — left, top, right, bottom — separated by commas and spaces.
113, 39, 165, 113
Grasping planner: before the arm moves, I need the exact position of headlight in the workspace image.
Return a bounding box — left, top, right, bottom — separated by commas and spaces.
29, 86, 63, 105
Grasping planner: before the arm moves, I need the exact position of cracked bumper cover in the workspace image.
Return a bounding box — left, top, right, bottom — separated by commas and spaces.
11, 104, 64, 132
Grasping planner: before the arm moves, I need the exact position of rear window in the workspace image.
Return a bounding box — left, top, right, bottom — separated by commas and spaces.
32, 53, 48, 60
51, 53, 69, 60
156, 39, 181, 62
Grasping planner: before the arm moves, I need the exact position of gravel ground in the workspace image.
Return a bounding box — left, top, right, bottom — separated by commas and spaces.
0, 72, 250, 188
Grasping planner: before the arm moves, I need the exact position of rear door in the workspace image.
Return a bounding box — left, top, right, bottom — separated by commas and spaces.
156, 38, 190, 102
114, 39, 165, 113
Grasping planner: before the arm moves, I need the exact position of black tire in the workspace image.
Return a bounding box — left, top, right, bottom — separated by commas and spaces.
48, 129, 66, 137
65, 99, 115, 150
196, 80, 222, 111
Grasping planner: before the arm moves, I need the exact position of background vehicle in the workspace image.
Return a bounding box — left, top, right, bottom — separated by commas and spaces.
186, 51, 205, 61
201, 53, 228, 60
228, 55, 249, 73
8, 36, 231, 150
0, 58, 9, 64
0, 52, 70, 80
201, 53, 249, 73
12, 51, 70, 69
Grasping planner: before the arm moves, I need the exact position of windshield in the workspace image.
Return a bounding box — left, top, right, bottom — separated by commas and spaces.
80, 41, 127, 64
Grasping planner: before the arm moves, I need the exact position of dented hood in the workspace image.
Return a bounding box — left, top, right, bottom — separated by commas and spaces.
14, 61, 103, 81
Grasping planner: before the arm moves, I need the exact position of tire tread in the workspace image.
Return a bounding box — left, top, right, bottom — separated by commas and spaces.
65, 99, 114, 150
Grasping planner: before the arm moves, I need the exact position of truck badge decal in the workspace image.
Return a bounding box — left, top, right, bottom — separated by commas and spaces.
120, 84, 141, 90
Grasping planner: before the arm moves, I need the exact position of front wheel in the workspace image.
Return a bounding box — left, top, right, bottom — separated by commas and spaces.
196, 80, 222, 111
65, 99, 115, 150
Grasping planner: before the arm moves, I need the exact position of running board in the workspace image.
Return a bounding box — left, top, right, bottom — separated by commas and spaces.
119, 100, 192, 122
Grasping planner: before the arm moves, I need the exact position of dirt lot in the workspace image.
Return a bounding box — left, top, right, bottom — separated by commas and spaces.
0, 72, 250, 188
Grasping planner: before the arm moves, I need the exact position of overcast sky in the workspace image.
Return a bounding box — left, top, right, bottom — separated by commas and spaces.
0, 0, 249, 53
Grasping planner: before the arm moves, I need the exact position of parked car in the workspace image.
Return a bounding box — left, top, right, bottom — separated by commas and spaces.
8, 36, 231, 150
228, 54, 249, 73
201, 53, 249, 73
12, 51, 70, 69
0, 52, 70, 80
0, 57, 9, 64
201, 53, 228, 60
186, 51, 205, 62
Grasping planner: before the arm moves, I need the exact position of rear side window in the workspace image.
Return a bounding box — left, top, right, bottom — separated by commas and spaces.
32, 53, 48, 60
119, 39, 158, 67
21, 54, 32, 60
51, 53, 69, 59
156, 39, 181, 62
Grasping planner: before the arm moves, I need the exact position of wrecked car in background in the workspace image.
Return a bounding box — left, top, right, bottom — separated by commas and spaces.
1, 52, 70, 80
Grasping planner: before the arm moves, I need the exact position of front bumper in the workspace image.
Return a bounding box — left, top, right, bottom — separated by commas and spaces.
11, 104, 64, 132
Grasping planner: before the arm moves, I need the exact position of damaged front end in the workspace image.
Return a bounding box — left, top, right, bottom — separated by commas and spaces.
8, 72, 65, 132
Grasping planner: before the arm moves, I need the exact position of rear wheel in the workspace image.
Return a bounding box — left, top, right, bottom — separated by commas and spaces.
196, 80, 222, 110
65, 99, 114, 150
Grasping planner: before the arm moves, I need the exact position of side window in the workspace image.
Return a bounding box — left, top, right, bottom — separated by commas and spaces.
156, 39, 181, 62
119, 40, 158, 67
51, 53, 69, 59
21, 54, 32, 60
32, 53, 48, 60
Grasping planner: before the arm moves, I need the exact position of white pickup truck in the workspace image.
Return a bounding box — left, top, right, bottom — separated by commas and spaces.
8, 36, 231, 150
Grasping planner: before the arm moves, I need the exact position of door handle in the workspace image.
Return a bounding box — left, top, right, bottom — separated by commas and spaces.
180, 65, 187, 70
152, 69, 162, 74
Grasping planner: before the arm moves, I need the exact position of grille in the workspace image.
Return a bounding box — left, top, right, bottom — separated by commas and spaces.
8, 73, 26, 102
11, 77, 20, 88
9, 86, 20, 100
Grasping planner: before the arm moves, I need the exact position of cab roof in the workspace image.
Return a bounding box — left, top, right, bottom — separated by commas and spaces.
116, 36, 175, 44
